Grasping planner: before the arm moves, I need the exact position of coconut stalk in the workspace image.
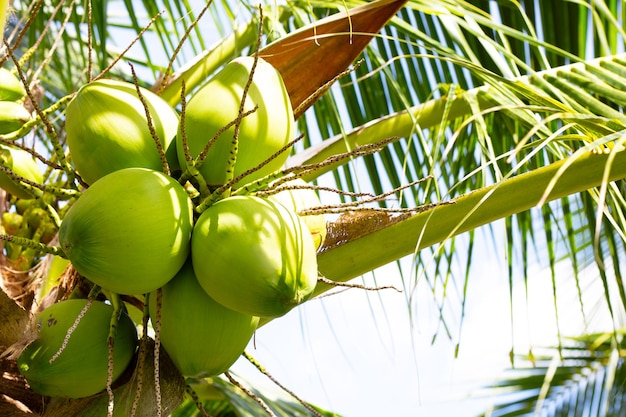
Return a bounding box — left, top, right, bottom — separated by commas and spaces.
313, 144, 626, 295
153, 19, 260, 106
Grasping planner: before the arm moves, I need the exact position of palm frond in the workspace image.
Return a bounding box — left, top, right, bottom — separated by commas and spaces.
476, 333, 626, 417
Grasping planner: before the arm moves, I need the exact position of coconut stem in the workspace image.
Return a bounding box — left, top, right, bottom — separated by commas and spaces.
0, 94, 73, 144
105, 292, 123, 417
129, 298, 151, 417
178, 80, 212, 199
184, 384, 211, 417
193, 133, 298, 213
49, 298, 94, 364
224, 371, 276, 417
243, 351, 324, 417
153, 288, 163, 417
91, 10, 165, 82
129, 63, 171, 176
0, 233, 64, 257
155, 0, 214, 96
0, 165, 80, 199
317, 275, 401, 293
3, 42, 77, 186
225, 136, 397, 201
220, 6, 264, 198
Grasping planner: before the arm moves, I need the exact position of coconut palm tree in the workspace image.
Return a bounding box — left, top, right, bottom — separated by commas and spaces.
1, 0, 625, 416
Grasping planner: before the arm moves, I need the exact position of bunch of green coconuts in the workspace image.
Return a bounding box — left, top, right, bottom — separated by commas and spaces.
12, 57, 328, 399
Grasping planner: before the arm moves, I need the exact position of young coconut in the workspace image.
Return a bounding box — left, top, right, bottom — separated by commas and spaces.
0, 68, 26, 101
191, 196, 318, 318
0, 101, 32, 134
149, 260, 259, 378
17, 299, 138, 398
177, 56, 293, 188
59, 168, 194, 295
268, 178, 327, 250
0, 143, 43, 199
65, 79, 180, 184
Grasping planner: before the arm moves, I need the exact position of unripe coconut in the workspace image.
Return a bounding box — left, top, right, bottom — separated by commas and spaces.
0, 144, 43, 199
65, 79, 180, 185
268, 179, 327, 250
2, 211, 23, 235
0, 101, 31, 134
59, 168, 194, 295
0, 68, 26, 101
17, 299, 138, 398
177, 56, 293, 188
149, 260, 258, 378
191, 196, 318, 317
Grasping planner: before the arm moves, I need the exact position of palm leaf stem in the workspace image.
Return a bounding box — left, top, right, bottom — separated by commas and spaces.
314, 144, 626, 295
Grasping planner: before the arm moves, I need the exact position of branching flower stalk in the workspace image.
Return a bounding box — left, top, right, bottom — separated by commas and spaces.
0, 165, 80, 200
226, 136, 398, 203
254, 183, 375, 199
155, 0, 215, 95
103, 291, 124, 417
0, 0, 44, 66
129, 63, 170, 176
0, 133, 66, 172
0, 233, 64, 257
219, 5, 265, 200
224, 371, 276, 417
195, 134, 303, 213
92, 10, 166, 82
293, 58, 365, 117
184, 384, 212, 417
243, 351, 324, 417
29, 0, 78, 85
317, 275, 401, 292
178, 80, 212, 198
4, 43, 77, 186
48, 296, 95, 363
0, 94, 73, 144
130, 296, 152, 417
153, 288, 163, 417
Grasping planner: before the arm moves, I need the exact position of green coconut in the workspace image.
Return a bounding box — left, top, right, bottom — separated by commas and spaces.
59, 168, 194, 295
0, 68, 26, 101
149, 260, 259, 378
0, 101, 31, 134
268, 179, 327, 250
0, 143, 43, 199
17, 299, 138, 398
191, 196, 318, 318
177, 56, 293, 188
65, 79, 180, 185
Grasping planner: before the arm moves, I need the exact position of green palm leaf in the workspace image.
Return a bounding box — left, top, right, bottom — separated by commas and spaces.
476, 333, 626, 417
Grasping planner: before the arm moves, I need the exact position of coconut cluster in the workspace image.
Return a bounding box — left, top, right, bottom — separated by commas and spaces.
16, 57, 328, 396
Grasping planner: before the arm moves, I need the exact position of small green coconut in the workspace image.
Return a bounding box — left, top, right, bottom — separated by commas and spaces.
0, 101, 31, 134
17, 299, 138, 398
0, 68, 26, 101
149, 260, 259, 378
0, 143, 43, 199
59, 168, 194, 295
191, 196, 318, 318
